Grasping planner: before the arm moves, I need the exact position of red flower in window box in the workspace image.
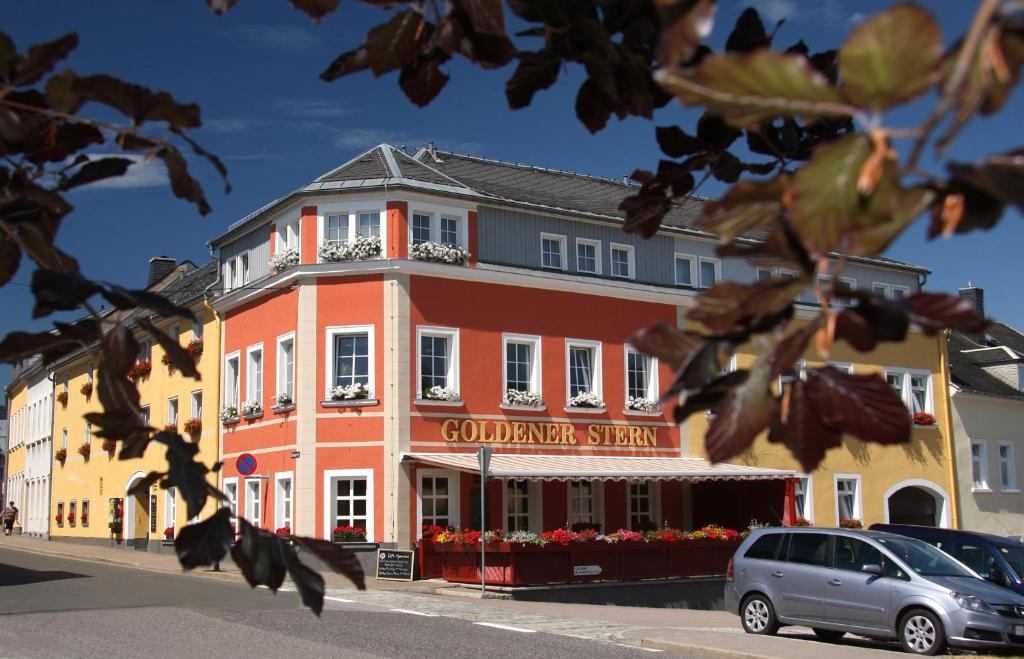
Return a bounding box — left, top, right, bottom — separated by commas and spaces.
161, 353, 176, 374
164, 527, 175, 539
81, 512, 88, 524
183, 418, 202, 436
332, 526, 367, 542
162, 424, 177, 433
186, 338, 204, 358
794, 516, 813, 527
839, 518, 863, 529
80, 381, 93, 398
55, 448, 67, 463
128, 359, 152, 381
101, 439, 117, 455
56, 390, 68, 406
276, 526, 291, 537
67, 512, 75, 524
77, 442, 91, 458
55, 513, 63, 524
913, 411, 936, 426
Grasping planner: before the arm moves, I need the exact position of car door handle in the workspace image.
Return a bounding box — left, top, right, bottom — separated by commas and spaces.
829, 579, 842, 586
771, 571, 784, 578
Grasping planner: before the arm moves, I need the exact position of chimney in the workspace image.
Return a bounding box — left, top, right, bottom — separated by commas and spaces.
147, 256, 176, 287
958, 282, 986, 343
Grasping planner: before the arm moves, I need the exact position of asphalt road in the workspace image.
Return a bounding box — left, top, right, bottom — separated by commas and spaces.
0, 546, 659, 658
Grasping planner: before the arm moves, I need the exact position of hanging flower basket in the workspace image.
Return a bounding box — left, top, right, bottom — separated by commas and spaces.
56, 390, 68, 406
80, 381, 93, 398
161, 353, 176, 374
77, 443, 91, 458
186, 338, 204, 358
101, 438, 117, 455
55, 448, 67, 463
183, 417, 202, 436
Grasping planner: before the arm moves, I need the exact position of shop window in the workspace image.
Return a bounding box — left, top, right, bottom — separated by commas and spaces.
971, 440, 989, 490
165, 487, 177, 534
629, 482, 654, 530
81, 500, 89, 527
836, 476, 861, 521
276, 474, 293, 531
568, 481, 598, 527
505, 480, 530, 532
610, 243, 634, 279
246, 345, 263, 403
331, 477, 368, 530
277, 334, 295, 401
675, 255, 694, 286
576, 239, 601, 274
503, 334, 541, 397
625, 348, 657, 403
417, 327, 459, 397
541, 233, 566, 270
411, 213, 431, 245
69, 500, 77, 527
327, 326, 374, 397
420, 476, 452, 528
245, 479, 261, 528
566, 340, 602, 400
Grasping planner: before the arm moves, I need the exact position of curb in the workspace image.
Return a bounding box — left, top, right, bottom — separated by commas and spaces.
639, 638, 772, 658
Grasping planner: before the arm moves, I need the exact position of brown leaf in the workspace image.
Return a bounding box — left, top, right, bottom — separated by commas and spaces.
366, 9, 424, 77
127, 471, 164, 497
706, 352, 775, 462
399, 56, 450, 107
768, 379, 842, 472
0, 232, 20, 287
769, 316, 823, 380
699, 175, 786, 241
320, 47, 371, 81
905, 291, 990, 336
14, 33, 78, 86
290, 0, 342, 22
674, 369, 748, 422
138, 318, 201, 380
289, 536, 367, 590
630, 323, 705, 371
805, 367, 911, 446
206, 0, 241, 14
460, 0, 507, 36
0, 329, 80, 364
59, 157, 133, 191
947, 149, 1024, 214
73, 74, 201, 129
505, 52, 560, 109
687, 277, 807, 335
156, 146, 212, 216
655, 0, 717, 68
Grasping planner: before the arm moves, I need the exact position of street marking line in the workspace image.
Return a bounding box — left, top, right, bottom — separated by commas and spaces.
389, 608, 438, 617
325, 596, 355, 603
474, 622, 537, 633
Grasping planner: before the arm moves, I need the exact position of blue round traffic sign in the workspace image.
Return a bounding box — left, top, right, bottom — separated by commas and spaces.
236, 453, 258, 477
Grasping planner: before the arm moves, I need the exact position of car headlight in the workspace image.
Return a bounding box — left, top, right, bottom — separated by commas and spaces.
952, 592, 996, 614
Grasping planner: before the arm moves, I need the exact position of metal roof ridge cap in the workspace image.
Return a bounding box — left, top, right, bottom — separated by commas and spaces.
312, 144, 392, 183
380, 144, 402, 178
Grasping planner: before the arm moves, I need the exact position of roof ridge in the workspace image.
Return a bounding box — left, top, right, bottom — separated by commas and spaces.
424, 149, 642, 189
313, 144, 390, 183
393, 148, 475, 190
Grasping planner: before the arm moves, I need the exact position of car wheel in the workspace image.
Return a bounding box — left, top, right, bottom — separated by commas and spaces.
898, 609, 947, 656
740, 594, 779, 636
812, 628, 846, 642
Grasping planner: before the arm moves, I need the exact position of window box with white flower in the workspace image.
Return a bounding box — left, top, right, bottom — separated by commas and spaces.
416, 326, 461, 404
566, 391, 605, 410
410, 241, 470, 265
565, 339, 604, 412
502, 389, 544, 409
220, 404, 239, 425
501, 333, 543, 409
323, 326, 378, 407
241, 400, 263, 420
624, 347, 660, 415
270, 247, 299, 273
318, 235, 382, 263
424, 386, 461, 402
271, 392, 294, 414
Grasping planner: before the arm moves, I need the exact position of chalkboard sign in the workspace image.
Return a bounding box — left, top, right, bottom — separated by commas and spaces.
376, 549, 415, 581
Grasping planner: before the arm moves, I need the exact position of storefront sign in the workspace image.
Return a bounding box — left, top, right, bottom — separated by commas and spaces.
440, 419, 659, 447
376, 549, 415, 581
573, 565, 602, 576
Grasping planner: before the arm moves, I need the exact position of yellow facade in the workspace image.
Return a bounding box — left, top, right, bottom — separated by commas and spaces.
5, 378, 27, 516
689, 320, 959, 529
49, 302, 221, 549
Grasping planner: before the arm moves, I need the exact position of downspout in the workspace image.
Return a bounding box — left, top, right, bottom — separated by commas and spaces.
937, 329, 961, 529
204, 246, 224, 503
46, 368, 55, 540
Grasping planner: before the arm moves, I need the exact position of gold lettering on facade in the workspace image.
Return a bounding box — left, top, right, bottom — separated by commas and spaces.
643, 427, 657, 447
528, 423, 544, 444
560, 424, 576, 445
460, 420, 479, 442
587, 425, 601, 445
495, 422, 511, 443
442, 419, 459, 442
437, 419, 660, 448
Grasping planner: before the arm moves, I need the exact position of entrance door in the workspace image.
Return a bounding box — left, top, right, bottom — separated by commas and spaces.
888, 487, 937, 526
133, 488, 148, 550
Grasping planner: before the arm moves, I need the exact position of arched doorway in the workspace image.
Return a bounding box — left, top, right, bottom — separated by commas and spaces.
124, 472, 150, 550
888, 487, 937, 526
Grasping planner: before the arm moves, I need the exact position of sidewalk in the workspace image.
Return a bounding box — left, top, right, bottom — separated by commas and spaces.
1, 533, 907, 658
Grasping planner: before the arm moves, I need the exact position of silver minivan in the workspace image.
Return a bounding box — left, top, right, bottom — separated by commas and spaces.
725, 527, 1024, 655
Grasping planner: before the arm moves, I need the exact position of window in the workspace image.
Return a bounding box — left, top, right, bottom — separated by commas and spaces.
139, 339, 152, 363
190, 391, 202, 419
625, 348, 658, 403
329, 329, 370, 390
417, 327, 459, 397
81, 500, 89, 528
86, 360, 94, 382
240, 254, 249, 286
277, 333, 295, 401
56, 501, 64, 527
744, 533, 782, 560
225, 353, 240, 408
170, 325, 180, 343
140, 405, 150, 425
892, 286, 909, 299
566, 340, 602, 401
886, 368, 932, 414
909, 374, 928, 414
84, 422, 91, 445
873, 283, 892, 299
61, 427, 67, 449
541, 233, 566, 270
785, 532, 830, 566
275, 473, 293, 531
193, 316, 203, 340
167, 397, 178, 427
440, 216, 458, 246
1000, 442, 1017, 491
278, 218, 300, 251
505, 480, 530, 532
420, 475, 453, 528
223, 478, 238, 528
569, 481, 599, 527
357, 211, 380, 239
674, 255, 694, 286
412, 213, 431, 245
227, 259, 237, 291
69, 500, 77, 527
165, 487, 177, 532
794, 474, 812, 521
818, 274, 856, 306
245, 479, 261, 527
629, 481, 655, 530
756, 268, 774, 282
699, 257, 720, 288
325, 213, 349, 245
502, 334, 541, 397
576, 239, 601, 274
610, 243, 634, 279
331, 476, 368, 531
836, 476, 861, 521
246, 345, 263, 403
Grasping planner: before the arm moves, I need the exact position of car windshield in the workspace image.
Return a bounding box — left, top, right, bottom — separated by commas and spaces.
997, 544, 1024, 580
877, 536, 976, 577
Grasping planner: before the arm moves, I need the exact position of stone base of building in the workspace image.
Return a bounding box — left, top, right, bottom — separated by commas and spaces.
48, 534, 179, 553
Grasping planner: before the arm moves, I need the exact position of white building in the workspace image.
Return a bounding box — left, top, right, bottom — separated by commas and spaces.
5, 357, 54, 538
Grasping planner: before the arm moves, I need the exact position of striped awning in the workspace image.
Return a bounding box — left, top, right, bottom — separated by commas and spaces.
401, 452, 794, 482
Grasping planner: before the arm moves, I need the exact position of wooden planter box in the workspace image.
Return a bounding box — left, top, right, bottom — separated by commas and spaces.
420, 538, 740, 586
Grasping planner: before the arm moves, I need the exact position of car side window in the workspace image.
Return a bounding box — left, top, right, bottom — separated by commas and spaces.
958, 542, 998, 580
785, 533, 830, 567
744, 534, 782, 560
833, 537, 883, 573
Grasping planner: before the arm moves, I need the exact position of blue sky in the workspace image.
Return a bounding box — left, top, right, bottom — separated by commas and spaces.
1, 0, 1021, 388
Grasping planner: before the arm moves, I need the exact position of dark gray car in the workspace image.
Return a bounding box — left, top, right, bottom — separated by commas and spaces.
725, 527, 1024, 655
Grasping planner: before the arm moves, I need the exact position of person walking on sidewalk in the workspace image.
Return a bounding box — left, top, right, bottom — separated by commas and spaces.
2, 501, 19, 535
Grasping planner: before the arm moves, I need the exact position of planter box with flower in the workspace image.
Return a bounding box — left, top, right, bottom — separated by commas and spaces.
913, 411, 936, 426
323, 383, 377, 407
566, 392, 605, 412
275, 526, 291, 538
332, 526, 367, 542
410, 241, 470, 265
794, 516, 813, 527
186, 338, 203, 358
128, 359, 152, 381
164, 526, 175, 541
271, 392, 295, 413
421, 386, 461, 404
55, 448, 67, 464
183, 417, 202, 436
220, 405, 239, 426
161, 353, 177, 374
77, 443, 91, 459
271, 247, 299, 273
54, 513, 63, 527
102, 438, 117, 455
331, 526, 379, 574
626, 397, 660, 414
56, 390, 68, 407
241, 400, 263, 420
502, 389, 544, 410
318, 236, 382, 263
839, 518, 863, 529
80, 381, 93, 398
67, 512, 76, 527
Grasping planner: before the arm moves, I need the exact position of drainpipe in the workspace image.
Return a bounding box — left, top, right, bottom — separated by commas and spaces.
45, 367, 56, 540
204, 247, 223, 489
937, 329, 961, 529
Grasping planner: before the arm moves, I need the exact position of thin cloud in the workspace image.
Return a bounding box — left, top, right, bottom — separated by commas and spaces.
203, 118, 267, 133
747, 0, 796, 24
746, 0, 852, 27
225, 24, 318, 53
275, 99, 353, 118
76, 154, 168, 190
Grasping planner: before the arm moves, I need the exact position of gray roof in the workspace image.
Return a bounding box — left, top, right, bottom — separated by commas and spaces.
950, 330, 1024, 400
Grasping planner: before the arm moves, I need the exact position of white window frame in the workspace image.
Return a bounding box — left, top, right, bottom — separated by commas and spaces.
892, 285, 910, 299
575, 238, 602, 275
84, 422, 91, 445
165, 487, 177, 532
999, 441, 1018, 492
416, 468, 461, 537
224, 351, 240, 409
885, 367, 934, 415
277, 332, 296, 400
60, 427, 67, 450
566, 480, 604, 528
565, 338, 603, 403
439, 214, 460, 246
86, 360, 94, 383
407, 207, 466, 249
502, 333, 542, 397
190, 390, 202, 420
794, 473, 814, 522
971, 440, 990, 491
239, 254, 249, 286
410, 211, 433, 246
623, 346, 659, 405
756, 267, 775, 282
226, 259, 237, 292
502, 479, 542, 532
322, 211, 351, 248
322, 468, 375, 541
626, 480, 661, 531
223, 476, 239, 532
834, 474, 863, 522
698, 257, 721, 289
244, 477, 262, 528
416, 325, 460, 399
167, 397, 178, 427
325, 325, 375, 399
193, 316, 204, 340
674, 254, 695, 287
277, 217, 300, 252
826, 361, 854, 375
540, 233, 567, 271
245, 344, 264, 404
872, 282, 892, 299
609, 242, 635, 279
275, 471, 294, 531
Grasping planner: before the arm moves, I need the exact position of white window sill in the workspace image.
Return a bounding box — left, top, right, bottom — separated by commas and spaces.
414, 398, 464, 407
1001, 488, 1021, 494
563, 406, 607, 414
912, 424, 938, 430
499, 403, 546, 411
271, 404, 296, 414
624, 409, 662, 417
972, 487, 993, 493
322, 398, 379, 408
222, 416, 240, 426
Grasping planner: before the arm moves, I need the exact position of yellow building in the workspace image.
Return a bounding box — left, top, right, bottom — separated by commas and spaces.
4, 356, 54, 537
690, 315, 959, 530
49, 259, 221, 551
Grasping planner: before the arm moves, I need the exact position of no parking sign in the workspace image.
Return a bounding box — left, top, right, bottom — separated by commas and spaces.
235, 453, 258, 477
